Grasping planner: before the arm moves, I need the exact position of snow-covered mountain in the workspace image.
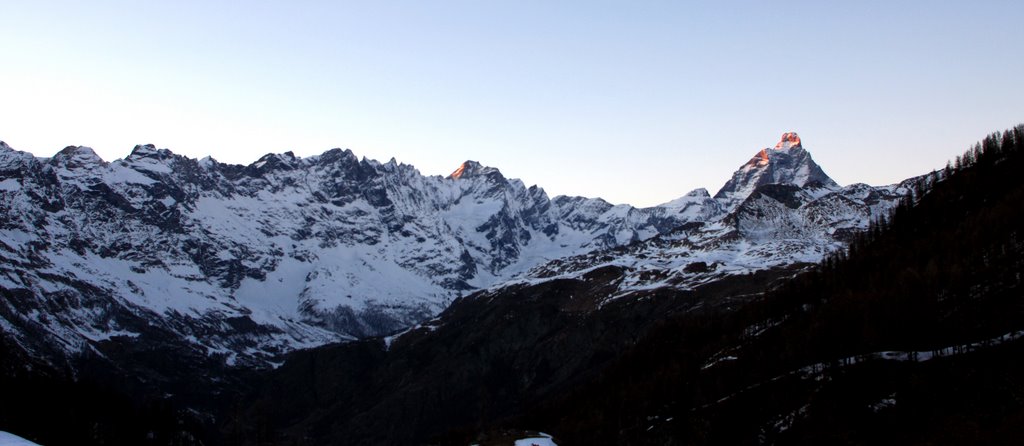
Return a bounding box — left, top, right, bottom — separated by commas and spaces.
0, 141, 716, 366
0, 133, 910, 367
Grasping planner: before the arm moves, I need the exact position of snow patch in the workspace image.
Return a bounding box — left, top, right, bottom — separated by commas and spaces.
0, 178, 21, 191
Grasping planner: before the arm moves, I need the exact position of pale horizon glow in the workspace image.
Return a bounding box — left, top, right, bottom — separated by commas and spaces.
1, 1, 1022, 206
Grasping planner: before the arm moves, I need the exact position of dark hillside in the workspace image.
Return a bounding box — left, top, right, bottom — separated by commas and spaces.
228, 265, 806, 445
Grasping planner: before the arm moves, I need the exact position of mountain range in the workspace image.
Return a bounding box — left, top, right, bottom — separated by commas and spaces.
0, 133, 910, 370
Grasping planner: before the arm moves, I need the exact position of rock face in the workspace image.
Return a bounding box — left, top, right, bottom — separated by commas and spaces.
0, 133, 910, 368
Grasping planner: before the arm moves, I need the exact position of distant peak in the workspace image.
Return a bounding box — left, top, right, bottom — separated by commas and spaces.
686, 188, 711, 198
127, 144, 173, 160
58, 145, 99, 157
251, 152, 298, 171
449, 160, 500, 180
53, 145, 105, 167
0, 141, 12, 152
450, 160, 480, 179
317, 148, 358, 166
131, 144, 157, 154
50, 146, 107, 175
774, 132, 802, 150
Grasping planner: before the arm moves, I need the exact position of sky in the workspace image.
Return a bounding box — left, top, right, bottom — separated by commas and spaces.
1, 1, 1022, 207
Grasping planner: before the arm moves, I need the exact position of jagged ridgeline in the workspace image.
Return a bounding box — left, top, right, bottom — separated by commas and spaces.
0, 143, 701, 366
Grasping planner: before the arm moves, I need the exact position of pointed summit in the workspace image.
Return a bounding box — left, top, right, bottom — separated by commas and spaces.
714, 132, 838, 209
127, 144, 176, 161
449, 160, 501, 180
774, 132, 802, 150
51, 146, 106, 171
250, 152, 299, 172
0, 141, 37, 171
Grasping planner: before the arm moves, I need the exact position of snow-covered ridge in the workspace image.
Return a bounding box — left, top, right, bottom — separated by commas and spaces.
0, 140, 722, 366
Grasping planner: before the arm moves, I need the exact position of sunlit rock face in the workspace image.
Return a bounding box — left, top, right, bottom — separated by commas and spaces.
775, 131, 802, 150
448, 160, 501, 180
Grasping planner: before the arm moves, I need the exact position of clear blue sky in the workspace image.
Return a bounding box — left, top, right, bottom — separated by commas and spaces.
2, 1, 1022, 206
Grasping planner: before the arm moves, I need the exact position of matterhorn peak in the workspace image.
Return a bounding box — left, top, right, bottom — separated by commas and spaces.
714, 132, 838, 209
449, 160, 501, 180
774, 132, 802, 151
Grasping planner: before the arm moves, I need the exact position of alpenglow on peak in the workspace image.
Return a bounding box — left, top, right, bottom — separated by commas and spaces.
449, 160, 501, 180
774, 132, 802, 150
